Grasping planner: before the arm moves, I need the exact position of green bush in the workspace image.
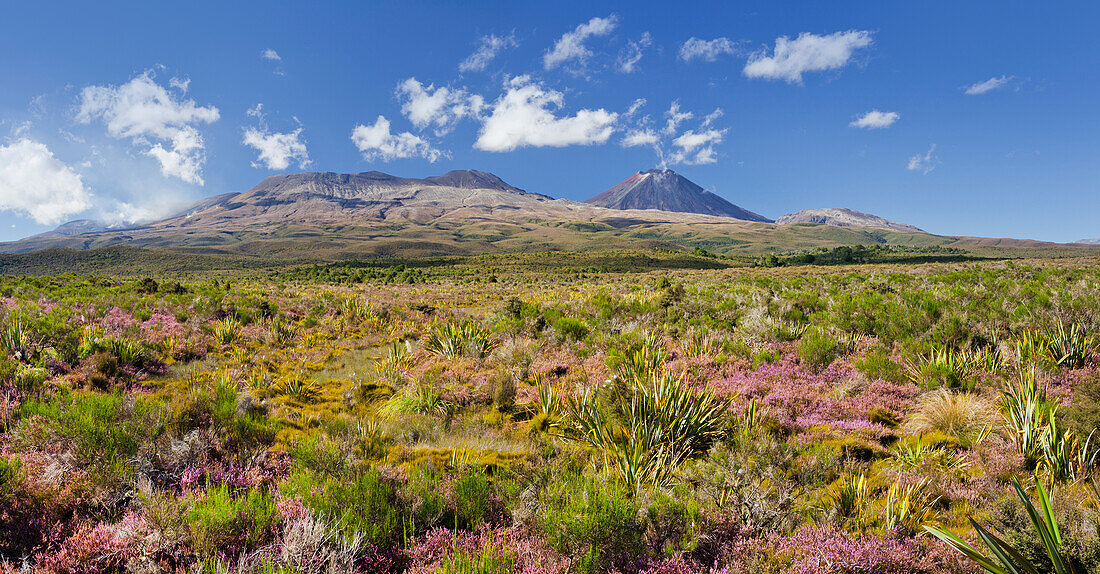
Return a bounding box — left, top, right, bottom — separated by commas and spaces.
16, 390, 165, 489
539, 473, 646, 574
797, 331, 840, 372
283, 467, 404, 546
0, 456, 21, 500
184, 484, 281, 559
646, 485, 702, 557
452, 469, 493, 530
855, 346, 905, 382
554, 317, 589, 341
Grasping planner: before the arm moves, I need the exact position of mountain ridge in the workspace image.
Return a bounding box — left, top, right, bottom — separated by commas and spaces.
776, 208, 922, 233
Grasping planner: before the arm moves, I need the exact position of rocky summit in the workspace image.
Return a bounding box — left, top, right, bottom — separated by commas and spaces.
585, 169, 772, 222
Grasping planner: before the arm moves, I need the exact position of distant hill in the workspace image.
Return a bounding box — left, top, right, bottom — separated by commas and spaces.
586, 169, 772, 222
776, 208, 922, 233
1074, 238, 1100, 245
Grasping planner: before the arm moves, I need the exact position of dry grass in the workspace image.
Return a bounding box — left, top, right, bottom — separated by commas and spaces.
903, 388, 999, 440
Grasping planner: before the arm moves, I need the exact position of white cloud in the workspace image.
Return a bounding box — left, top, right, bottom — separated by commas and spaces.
621, 128, 659, 148
662, 101, 693, 135
262, 49, 281, 61
475, 76, 618, 152
622, 101, 727, 166
964, 75, 1013, 95
76, 72, 219, 185
543, 15, 617, 71
459, 33, 517, 73
744, 30, 873, 84
242, 104, 311, 171
396, 78, 485, 136
850, 109, 899, 129
625, 98, 647, 117
907, 144, 937, 174
617, 32, 653, 73
351, 115, 443, 162
702, 108, 723, 127
169, 76, 190, 92
0, 139, 92, 224
670, 128, 725, 165
243, 127, 310, 170
679, 37, 739, 62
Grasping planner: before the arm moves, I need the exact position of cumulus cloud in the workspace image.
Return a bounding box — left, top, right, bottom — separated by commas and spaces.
850, 110, 899, 129
679, 37, 739, 62
351, 115, 443, 162
744, 30, 873, 84
669, 128, 725, 165
459, 33, 517, 73
543, 15, 617, 71
474, 76, 618, 152
907, 144, 937, 174
964, 75, 1013, 95
0, 139, 92, 224
76, 72, 219, 185
262, 49, 281, 61
242, 104, 311, 171
396, 78, 485, 136
617, 32, 653, 73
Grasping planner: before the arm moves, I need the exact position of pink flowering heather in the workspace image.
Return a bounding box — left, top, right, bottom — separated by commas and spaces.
140, 310, 191, 342
711, 354, 917, 437
773, 527, 975, 574
35, 521, 133, 574
99, 306, 140, 336
633, 557, 731, 574
406, 526, 569, 574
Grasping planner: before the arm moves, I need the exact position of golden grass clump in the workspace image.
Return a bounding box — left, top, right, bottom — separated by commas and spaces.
902, 388, 999, 440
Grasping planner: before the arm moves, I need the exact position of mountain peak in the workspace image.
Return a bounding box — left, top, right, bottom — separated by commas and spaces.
585, 170, 772, 222
422, 169, 524, 192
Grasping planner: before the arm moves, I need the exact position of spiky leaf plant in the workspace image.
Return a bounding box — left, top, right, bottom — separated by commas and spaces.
925, 477, 1077, 574
563, 367, 730, 495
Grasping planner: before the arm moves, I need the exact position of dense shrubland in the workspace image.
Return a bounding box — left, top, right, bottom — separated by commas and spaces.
0, 259, 1098, 573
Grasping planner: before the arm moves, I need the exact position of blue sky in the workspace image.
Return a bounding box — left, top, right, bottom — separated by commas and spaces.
1, 1, 1097, 242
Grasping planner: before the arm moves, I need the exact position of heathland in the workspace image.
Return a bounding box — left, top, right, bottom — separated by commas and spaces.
1, 249, 1100, 573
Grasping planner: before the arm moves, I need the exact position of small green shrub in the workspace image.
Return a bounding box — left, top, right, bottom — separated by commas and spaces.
539, 473, 646, 574
16, 391, 165, 489
453, 469, 493, 530
0, 456, 21, 500
554, 317, 589, 341
283, 467, 404, 545
855, 346, 905, 382
797, 331, 840, 371
185, 484, 280, 559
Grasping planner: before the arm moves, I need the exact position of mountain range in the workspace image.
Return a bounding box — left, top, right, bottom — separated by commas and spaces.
0, 168, 1082, 260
